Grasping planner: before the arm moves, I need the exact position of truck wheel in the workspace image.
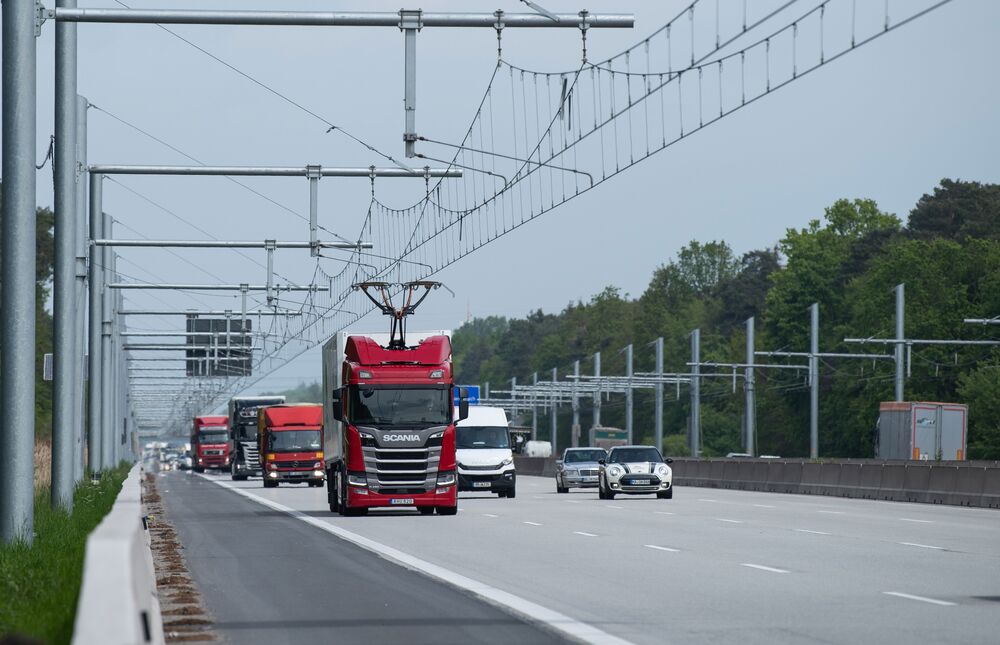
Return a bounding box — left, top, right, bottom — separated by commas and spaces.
194, 467, 204, 474
327, 477, 340, 513
345, 506, 368, 517
418, 507, 435, 515
263, 479, 278, 489
556, 485, 568, 494
437, 505, 458, 516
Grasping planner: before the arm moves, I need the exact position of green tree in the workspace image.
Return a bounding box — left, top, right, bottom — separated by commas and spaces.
907, 179, 1000, 242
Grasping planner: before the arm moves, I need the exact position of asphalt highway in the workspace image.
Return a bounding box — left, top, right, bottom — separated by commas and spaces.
165, 471, 1000, 645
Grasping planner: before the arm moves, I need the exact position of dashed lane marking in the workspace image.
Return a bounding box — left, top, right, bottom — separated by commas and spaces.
752, 504, 776, 509
574, 531, 598, 537
199, 475, 637, 645
483, 513, 499, 518
654, 511, 675, 516
608, 505, 625, 509
644, 545, 680, 553
716, 518, 743, 524
523, 521, 542, 526
816, 510, 845, 515
899, 518, 933, 524
741, 563, 790, 574
795, 529, 831, 536
899, 542, 944, 550
883, 591, 955, 606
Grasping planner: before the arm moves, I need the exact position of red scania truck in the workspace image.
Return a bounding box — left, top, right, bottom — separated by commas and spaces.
258, 404, 325, 488
191, 415, 230, 472
322, 281, 469, 516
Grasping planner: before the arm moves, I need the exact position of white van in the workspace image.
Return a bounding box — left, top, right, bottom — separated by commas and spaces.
454, 406, 516, 498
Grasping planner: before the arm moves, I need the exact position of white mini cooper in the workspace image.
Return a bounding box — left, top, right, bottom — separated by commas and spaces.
598, 445, 674, 500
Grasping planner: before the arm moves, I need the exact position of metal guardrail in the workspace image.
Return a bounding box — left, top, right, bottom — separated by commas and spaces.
72, 465, 164, 645
514, 457, 1000, 508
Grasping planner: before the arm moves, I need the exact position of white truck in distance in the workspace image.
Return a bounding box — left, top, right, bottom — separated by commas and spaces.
455, 406, 516, 498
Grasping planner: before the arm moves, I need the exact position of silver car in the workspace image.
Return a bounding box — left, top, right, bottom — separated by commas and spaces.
555, 447, 607, 493
598, 445, 674, 499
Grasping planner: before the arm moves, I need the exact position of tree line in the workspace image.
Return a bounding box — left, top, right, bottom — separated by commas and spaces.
453, 179, 1000, 459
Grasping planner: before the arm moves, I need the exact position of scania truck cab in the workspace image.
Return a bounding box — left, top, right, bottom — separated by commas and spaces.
228, 395, 285, 480
323, 331, 469, 515
258, 404, 325, 488
455, 406, 516, 498
191, 415, 230, 472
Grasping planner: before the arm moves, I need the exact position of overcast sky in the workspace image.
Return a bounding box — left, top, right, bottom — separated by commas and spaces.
16, 0, 1000, 393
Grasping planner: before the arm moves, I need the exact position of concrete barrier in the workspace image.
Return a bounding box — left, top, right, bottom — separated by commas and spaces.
982, 468, 1000, 509
800, 462, 823, 496
72, 465, 164, 645
818, 463, 843, 497
837, 463, 862, 498
952, 466, 985, 507
858, 463, 882, 499
903, 464, 932, 503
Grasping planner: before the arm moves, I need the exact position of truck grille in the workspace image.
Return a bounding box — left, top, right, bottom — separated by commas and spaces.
274, 460, 316, 469
241, 442, 260, 469
364, 445, 441, 491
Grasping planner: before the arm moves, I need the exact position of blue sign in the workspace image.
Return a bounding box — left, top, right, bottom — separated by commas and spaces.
454, 385, 480, 406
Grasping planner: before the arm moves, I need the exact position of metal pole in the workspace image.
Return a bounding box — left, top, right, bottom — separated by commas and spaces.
625, 344, 633, 444
531, 372, 538, 441
654, 337, 664, 453
810, 303, 819, 459
895, 283, 905, 402
593, 352, 601, 429
265, 240, 275, 305
745, 317, 756, 457
52, 0, 79, 511
52, 8, 634, 28
307, 165, 320, 256
571, 360, 580, 448
108, 283, 327, 292
73, 94, 88, 483
1, 0, 38, 544
402, 11, 419, 157
88, 164, 463, 177
690, 329, 700, 458
550, 367, 558, 454
87, 173, 103, 472
102, 214, 114, 468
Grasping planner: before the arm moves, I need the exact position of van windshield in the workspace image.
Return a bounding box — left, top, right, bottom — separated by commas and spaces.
457, 426, 509, 449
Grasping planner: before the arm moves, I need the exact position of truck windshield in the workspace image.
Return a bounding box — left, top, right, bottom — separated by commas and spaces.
269, 430, 322, 452
234, 423, 256, 442
348, 386, 451, 427
198, 431, 228, 444
565, 449, 606, 463
457, 427, 509, 449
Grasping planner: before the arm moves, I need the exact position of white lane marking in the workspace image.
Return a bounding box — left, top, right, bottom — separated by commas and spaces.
899, 542, 944, 550
883, 591, 955, 607
574, 531, 598, 537
795, 529, 831, 536
482, 513, 499, 518
199, 476, 636, 645
532, 495, 548, 499
565, 500, 582, 504
741, 563, 790, 574
654, 511, 675, 516
716, 518, 743, 524
899, 518, 933, 524
644, 545, 680, 553
698, 498, 718, 502
523, 521, 542, 526
752, 504, 776, 509
607, 505, 625, 509
816, 510, 845, 515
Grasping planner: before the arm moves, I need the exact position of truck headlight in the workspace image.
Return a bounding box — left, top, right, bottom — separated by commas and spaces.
313, 462, 323, 469
347, 472, 368, 487
608, 465, 624, 479
436, 471, 456, 487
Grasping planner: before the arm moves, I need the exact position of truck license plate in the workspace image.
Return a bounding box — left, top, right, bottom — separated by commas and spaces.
630, 479, 650, 486
473, 481, 492, 488
390, 498, 414, 505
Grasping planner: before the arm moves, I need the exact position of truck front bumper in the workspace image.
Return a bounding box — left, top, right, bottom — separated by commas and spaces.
346, 484, 457, 509
265, 469, 325, 483
458, 469, 516, 493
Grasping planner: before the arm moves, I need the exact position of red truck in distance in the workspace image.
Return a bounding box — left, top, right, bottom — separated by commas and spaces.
191, 415, 230, 472
258, 404, 325, 488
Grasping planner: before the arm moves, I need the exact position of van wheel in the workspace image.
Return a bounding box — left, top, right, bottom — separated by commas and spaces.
506, 487, 516, 499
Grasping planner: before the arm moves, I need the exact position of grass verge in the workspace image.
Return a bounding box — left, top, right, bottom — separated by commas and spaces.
0, 464, 132, 645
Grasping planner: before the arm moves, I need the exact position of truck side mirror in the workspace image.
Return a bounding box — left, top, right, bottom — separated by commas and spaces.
330, 389, 343, 422
458, 387, 470, 421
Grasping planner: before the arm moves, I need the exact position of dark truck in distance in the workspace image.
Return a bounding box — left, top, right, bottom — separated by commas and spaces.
228, 395, 286, 480
258, 404, 325, 488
